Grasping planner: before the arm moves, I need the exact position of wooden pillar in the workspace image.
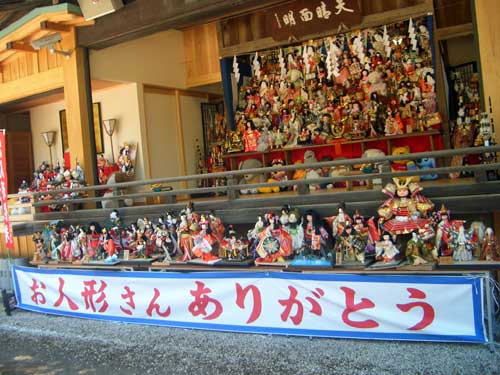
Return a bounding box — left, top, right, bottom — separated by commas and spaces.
175, 90, 188, 189
474, 0, 500, 235
62, 30, 96, 185
474, 0, 500, 145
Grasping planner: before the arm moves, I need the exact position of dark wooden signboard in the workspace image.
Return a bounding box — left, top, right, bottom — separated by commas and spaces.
266, 0, 363, 41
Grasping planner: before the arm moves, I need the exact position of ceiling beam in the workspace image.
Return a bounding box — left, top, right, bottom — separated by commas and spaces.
0, 0, 51, 12
77, 0, 289, 49
6, 41, 36, 53
40, 20, 71, 32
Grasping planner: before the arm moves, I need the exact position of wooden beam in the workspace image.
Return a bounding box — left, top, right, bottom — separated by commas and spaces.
174, 89, 188, 190
40, 20, 71, 33
0, 66, 64, 105
435, 23, 473, 40
62, 29, 96, 185
6, 41, 36, 53
219, 2, 434, 57
77, 0, 289, 49
0, 0, 51, 12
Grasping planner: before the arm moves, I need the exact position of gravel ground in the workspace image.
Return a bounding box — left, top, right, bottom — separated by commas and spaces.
0, 308, 499, 375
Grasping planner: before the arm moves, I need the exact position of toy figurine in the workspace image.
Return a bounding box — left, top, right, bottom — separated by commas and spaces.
255, 217, 293, 264
283, 209, 304, 254
335, 225, 366, 264
242, 120, 260, 152
405, 231, 427, 265
435, 205, 453, 256
375, 233, 400, 263
302, 210, 330, 258
327, 205, 352, 237
481, 228, 499, 261
416, 158, 438, 180
378, 178, 434, 236
192, 220, 219, 262
450, 222, 473, 262
87, 223, 101, 259
177, 213, 193, 261
32, 232, 48, 263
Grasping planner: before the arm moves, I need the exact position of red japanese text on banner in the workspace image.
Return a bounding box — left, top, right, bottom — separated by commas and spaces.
0, 130, 13, 249
12, 266, 486, 343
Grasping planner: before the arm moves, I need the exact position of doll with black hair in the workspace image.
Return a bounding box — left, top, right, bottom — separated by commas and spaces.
302, 209, 329, 258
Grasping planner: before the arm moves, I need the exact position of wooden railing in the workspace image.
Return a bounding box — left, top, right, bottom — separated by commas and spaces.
2, 145, 500, 235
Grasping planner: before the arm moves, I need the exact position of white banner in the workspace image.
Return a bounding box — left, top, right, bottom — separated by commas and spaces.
12, 266, 486, 342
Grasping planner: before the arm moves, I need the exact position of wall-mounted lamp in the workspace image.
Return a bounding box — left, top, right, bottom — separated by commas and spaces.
103, 119, 117, 163
31, 32, 71, 59
41, 130, 56, 166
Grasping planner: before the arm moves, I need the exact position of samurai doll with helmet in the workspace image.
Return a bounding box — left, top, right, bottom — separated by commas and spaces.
378, 178, 434, 236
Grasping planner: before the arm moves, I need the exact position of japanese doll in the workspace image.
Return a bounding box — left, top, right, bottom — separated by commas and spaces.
378, 178, 434, 236
192, 217, 219, 262
255, 217, 293, 264
87, 223, 101, 259
242, 120, 260, 152
302, 210, 330, 258
450, 221, 473, 262
334, 224, 366, 264
283, 209, 304, 254
481, 228, 499, 261
177, 213, 193, 261
326, 205, 352, 237
375, 233, 400, 263
434, 205, 453, 256
58, 232, 73, 261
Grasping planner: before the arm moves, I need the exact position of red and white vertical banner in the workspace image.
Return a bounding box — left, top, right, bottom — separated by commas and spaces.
0, 130, 14, 249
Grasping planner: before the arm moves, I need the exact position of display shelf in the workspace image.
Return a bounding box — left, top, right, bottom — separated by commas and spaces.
222, 130, 441, 170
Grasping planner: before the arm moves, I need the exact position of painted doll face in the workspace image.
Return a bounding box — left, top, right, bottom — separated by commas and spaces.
397, 187, 409, 198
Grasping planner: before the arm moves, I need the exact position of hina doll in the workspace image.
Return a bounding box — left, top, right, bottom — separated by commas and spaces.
302, 210, 330, 258
132, 229, 147, 258
327, 205, 352, 237
58, 232, 73, 261
192, 220, 219, 262
450, 222, 473, 262
405, 231, 427, 265
378, 178, 434, 236
154, 228, 173, 262
87, 223, 101, 259
177, 213, 193, 261
32, 233, 48, 263
242, 120, 260, 152
283, 209, 304, 254
335, 225, 366, 264
435, 205, 453, 256
102, 230, 117, 258
375, 233, 400, 263
255, 217, 293, 264
481, 228, 499, 261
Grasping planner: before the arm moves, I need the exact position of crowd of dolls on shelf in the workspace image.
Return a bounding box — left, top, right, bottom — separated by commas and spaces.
13, 142, 136, 213
31, 177, 500, 268
218, 17, 440, 161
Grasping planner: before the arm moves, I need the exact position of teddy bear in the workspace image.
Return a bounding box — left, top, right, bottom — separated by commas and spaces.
238, 158, 265, 194
259, 158, 288, 194
391, 146, 419, 182
367, 70, 388, 97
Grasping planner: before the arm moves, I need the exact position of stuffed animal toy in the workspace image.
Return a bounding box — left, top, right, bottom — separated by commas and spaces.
259, 159, 288, 193
416, 158, 438, 180
303, 150, 321, 191
238, 158, 265, 194
391, 146, 420, 182
360, 149, 388, 185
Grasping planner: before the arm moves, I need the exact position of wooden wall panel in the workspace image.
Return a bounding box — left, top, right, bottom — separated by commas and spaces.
183, 22, 221, 88
0, 233, 34, 259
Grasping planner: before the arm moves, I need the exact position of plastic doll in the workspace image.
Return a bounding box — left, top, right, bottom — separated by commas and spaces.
375, 233, 400, 263
481, 228, 499, 261
378, 178, 434, 236
302, 210, 330, 258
